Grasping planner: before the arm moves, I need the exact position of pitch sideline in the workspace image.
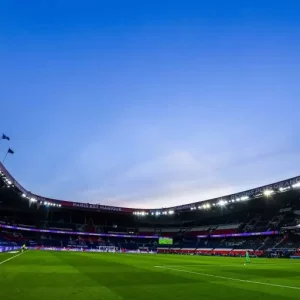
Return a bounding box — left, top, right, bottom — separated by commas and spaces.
0, 251, 26, 266
154, 265, 300, 290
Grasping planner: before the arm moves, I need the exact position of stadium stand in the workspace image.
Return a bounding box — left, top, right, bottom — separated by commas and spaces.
0, 161, 300, 256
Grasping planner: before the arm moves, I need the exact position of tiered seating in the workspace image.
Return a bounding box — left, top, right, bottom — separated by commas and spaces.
278, 234, 300, 249
1, 231, 28, 243
138, 227, 154, 235
184, 226, 210, 237
160, 227, 180, 237
211, 224, 240, 235
0, 231, 23, 246
47, 222, 74, 231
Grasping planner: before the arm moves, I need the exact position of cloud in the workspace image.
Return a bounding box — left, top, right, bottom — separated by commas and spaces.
70, 148, 300, 209
124, 151, 216, 180
25, 122, 300, 209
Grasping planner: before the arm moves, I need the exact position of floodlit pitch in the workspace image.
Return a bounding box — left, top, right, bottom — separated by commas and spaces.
1, 251, 300, 300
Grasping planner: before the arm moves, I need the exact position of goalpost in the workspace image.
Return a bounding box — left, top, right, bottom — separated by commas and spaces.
98, 246, 118, 252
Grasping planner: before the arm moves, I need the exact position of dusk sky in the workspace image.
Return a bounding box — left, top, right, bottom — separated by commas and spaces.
1, 1, 300, 208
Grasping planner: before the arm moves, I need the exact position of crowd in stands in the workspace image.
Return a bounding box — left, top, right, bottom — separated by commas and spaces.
1, 177, 300, 257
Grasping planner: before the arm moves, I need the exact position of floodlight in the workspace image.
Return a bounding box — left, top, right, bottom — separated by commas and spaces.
263, 189, 274, 196
218, 200, 226, 206
292, 182, 300, 189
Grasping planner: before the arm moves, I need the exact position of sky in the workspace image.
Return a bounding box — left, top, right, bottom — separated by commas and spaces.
0, 1, 300, 209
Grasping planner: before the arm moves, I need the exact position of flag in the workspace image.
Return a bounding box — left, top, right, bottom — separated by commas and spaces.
7, 148, 14, 154
2, 134, 10, 141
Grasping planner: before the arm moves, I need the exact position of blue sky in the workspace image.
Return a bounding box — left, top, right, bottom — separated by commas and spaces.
1, 1, 300, 208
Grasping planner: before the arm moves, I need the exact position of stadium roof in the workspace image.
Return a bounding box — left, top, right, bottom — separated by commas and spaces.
0, 162, 299, 214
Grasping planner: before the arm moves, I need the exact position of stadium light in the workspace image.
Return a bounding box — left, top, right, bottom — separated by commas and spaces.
241, 196, 249, 201
292, 182, 300, 189
263, 189, 274, 197
218, 200, 226, 206
30, 197, 37, 202
168, 210, 174, 215
22, 193, 26, 198
201, 203, 210, 209
279, 186, 290, 192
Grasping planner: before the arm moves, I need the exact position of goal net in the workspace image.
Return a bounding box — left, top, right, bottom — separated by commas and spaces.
98, 246, 118, 252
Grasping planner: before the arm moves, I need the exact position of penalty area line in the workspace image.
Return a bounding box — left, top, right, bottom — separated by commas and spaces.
0, 251, 26, 266
154, 266, 300, 290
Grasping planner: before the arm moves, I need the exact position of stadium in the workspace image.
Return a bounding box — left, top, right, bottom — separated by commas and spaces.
1, 161, 300, 300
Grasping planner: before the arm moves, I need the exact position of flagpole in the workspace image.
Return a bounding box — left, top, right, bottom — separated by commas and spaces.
2, 151, 8, 164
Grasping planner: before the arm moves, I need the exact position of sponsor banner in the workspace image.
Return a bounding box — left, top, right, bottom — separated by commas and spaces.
199, 230, 279, 238
0, 224, 158, 239
27, 246, 157, 254
267, 248, 296, 252
125, 250, 156, 254
0, 246, 21, 253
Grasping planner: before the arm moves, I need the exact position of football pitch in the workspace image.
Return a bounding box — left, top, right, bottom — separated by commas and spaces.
1, 251, 300, 300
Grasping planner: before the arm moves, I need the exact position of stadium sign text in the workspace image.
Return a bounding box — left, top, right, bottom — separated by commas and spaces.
72, 202, 122, 211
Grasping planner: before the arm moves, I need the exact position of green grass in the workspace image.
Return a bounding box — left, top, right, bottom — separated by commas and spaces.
1, 251, 300, 300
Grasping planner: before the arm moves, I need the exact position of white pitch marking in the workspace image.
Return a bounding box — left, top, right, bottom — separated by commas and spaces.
154, 266, 300, 290
0, 251, 26, 266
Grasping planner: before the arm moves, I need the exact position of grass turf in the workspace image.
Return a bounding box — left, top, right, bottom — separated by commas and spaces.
1, 251, 300, 300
